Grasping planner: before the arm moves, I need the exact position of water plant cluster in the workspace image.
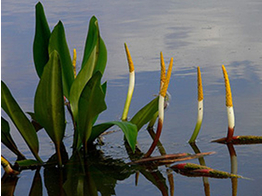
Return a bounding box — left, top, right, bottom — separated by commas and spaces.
1, 2, 262, 195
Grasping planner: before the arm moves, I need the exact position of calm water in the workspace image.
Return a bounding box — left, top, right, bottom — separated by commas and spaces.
1, 0, 262, 195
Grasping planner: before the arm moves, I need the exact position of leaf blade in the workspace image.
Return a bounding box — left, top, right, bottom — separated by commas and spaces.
1, 117, 26, 159
130, 97, 159, 131
69, 16, 107, 121
89, 121, 138, 152
76, 72, 107, 150
33, 2, 51, 78
34, 50, 65, 151
1, 81, 41, 162
48, 21, 74, 98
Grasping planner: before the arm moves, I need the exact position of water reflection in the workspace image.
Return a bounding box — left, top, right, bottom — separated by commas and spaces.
190, 143, 210, 196
3, 141, 261, 196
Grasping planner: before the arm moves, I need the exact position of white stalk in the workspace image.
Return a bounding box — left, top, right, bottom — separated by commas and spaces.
197, 100, 203, 123
122, 43, 135, 121
227, 106, 235, 129
122, 70, 135, 121
189, 67, 203, 143
158, 95, 165, 122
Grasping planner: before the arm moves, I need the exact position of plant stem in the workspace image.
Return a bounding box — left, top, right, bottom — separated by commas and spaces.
122, 43, 135, 121
55, 143, 62, 167
189, 67, 203, 143
144, 57, 173, 157
144, 94, 165, 158
222, 65, 235, 142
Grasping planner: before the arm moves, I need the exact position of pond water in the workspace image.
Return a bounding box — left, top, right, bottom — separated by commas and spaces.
1, 0, 262, 195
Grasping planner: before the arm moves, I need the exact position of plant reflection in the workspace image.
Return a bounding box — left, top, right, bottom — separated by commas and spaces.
1, 173, 19, 196
227, 144, 238, 196
3, 140, 261, 195
190, 143, 210, 196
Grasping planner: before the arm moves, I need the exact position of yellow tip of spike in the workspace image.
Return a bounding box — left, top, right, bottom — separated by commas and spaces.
160, 58, 173, 97
197, 67, 203, 101
124, 43, 135, 73
72, 48, 77, 78
160, 52, 166, 85
222, 65, 233, 107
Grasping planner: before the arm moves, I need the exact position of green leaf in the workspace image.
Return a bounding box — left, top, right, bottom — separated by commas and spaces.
92, 81, 107, 125
81, 16, 107, 73
48, 21, 74, 99
89, 121, 138, 152
1, 117, 26, 160
130, 97, 159, 131
34, 50, 65, 165
33, 2, 51, 78
16, 159, 42, 168
69, 16, 107, 122
1, 81, 42, 162
76, 72, 107, 150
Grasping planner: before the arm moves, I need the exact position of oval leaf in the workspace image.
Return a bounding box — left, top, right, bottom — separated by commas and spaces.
69, 16, 107, 121
76, 72, 107, 149
48, 21, 74, 98
1, 81, 41, 162
34, 50, 65, 149
33, 2, 51, 78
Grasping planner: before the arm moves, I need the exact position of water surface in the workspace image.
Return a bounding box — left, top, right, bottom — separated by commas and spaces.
1, 0, 262, 195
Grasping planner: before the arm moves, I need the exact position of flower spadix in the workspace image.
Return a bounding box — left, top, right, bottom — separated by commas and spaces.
160, 52, 166, 87
72, 48, 77, 78
222, 65, 235, 142
122, 43, 135, 121
189, 67, 204, 143
144, 54, 173, 158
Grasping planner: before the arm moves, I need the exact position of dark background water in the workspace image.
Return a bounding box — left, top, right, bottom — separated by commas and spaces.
1, 0, 262, 195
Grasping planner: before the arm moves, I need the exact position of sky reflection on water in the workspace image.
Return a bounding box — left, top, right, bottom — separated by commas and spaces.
1, 0, 262, 195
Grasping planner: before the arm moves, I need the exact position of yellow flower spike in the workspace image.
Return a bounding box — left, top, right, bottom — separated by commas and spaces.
160, 58, 173, 97
222, 65, 233, 107
124, 43, 134, 73
72, 48, 77, 78
160, 52, 166, 86
144, 56, 173, 158
197, 67, 203, 101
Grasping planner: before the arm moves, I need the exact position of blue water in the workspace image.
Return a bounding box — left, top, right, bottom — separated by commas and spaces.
2, 0, 262, 195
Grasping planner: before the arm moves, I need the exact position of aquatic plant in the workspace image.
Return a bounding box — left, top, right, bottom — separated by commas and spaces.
0, 2, 174, 169
171, 162, 244, 179
189, 67, 204, 143
144, 55, 173, 157
212, 65, 262, 144
121, 43, 135, 121
1, 2, 138, 167
2, 2, 261, 195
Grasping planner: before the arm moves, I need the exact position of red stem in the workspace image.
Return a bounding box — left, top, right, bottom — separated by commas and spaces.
144, 119, 163, 158
226, 127, 234, 142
